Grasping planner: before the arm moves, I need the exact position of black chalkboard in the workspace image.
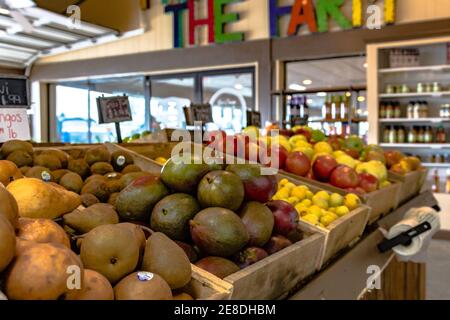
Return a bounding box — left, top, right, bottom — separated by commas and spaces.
0, 76, 29, 108
247, 110, 261, 127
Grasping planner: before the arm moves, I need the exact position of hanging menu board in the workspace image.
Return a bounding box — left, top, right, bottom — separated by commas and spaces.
0, 76, 29, 108
96, 95, 132, 124
184, 103, 213, 125
247, 110, 261, 127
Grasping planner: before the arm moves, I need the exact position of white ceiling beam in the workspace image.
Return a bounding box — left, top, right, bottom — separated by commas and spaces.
0, 29, 57, 48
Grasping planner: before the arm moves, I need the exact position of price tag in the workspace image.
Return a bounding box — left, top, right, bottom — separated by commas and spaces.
97, 95, 132, 124
0, 108, 31, 142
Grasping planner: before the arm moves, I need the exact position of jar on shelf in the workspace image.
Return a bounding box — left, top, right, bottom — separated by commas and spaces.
386, 84, 394, 94
380, 103, 386, 118
425, 83, 433, 93
413, 101, 421, 119
386, 101, 394, 118
433, 82, 441, 93
408, 127, 417, 143
397, 126, 406, 143
417, 126, 425, 143
388, 126, 397, 143
407, 101, 414, 119
417, 83, 424, 93
424, 126, 433, 143
419, 101, 429, 118
383, 127, 390, 143
437, 127, 446, 143
401, 84, 410, 93
394, 102, 402, 118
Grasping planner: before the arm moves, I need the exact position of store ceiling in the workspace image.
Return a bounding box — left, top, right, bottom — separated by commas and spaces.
287, 56, 367, 90
0, 1, 117, 70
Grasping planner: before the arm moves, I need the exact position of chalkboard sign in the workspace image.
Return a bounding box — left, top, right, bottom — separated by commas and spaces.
247, 110, 261, 127
184, 103, 213, 125
96, 95, 132, 124
0, 76, 29, 108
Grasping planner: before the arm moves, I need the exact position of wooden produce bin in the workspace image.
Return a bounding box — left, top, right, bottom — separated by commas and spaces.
280, 171, 401, 225
388, 169, 428, 206
106, 143, 326, 300
279, 175, 371, 270
118, 142, 180, 161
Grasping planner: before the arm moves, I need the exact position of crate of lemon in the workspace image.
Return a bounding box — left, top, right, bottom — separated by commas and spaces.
273, 178, 371, 269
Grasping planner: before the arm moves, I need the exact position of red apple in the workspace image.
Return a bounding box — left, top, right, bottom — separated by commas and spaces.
343, 148, 360, 159
384, 151, 405, 169
358, 172, 379, 193
279, 129, 294, 137
327, 135, 342, 151
294, 128, 312, 141
312, 155, 338, 182
226, 164, 277, 203
285, 152, 311, 177
345, 187, 366, 196
330, 165, 360, 189
261, 145, 288, 170
267, 200, 299, 236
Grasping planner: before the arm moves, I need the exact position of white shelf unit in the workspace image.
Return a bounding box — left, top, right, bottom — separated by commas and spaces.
379, 64, 450, 74
379, 118, 450, 123
380, 143, 450, 149
379, 92, 450, 98
368, 36, 450, 190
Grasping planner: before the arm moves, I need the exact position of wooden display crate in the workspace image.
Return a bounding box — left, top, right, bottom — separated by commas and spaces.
106, 143, 326, 300
278, 175, 371, 270
280, 171, 401, 225
388, 169, 428, 206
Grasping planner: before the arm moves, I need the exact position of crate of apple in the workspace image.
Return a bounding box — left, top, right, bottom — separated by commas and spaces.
272, 177, 370, 268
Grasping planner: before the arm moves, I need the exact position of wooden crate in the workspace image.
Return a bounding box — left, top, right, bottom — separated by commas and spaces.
280, 171, 401, 225
279, 174, 371, 270
106, 143, 326, 300
118, 142, 180, 161
388, 169, 428, 206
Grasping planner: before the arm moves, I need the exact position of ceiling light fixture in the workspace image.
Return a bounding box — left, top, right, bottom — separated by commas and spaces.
345, 92, 352, 97
234, 83, 243, 90
363, 62, 368, 68
0, 8, 11, 15
302, 79, 312, 85
357, 96, 366, 102
289, 83, 306, 91
317, 92, 327, 97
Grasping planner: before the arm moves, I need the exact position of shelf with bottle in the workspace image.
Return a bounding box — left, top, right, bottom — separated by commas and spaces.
379, 101, 450, 122
382, 125, 447, 145
379, 64, 450, 74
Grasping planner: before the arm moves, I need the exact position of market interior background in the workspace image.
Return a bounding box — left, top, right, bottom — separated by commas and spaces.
1, 0, 450, 300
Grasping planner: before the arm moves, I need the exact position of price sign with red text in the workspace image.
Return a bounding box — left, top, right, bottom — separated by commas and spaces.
0, 108, 31, 142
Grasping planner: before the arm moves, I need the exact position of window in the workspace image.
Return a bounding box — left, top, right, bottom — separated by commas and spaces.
150, 77, 195, 130
202, 72, 254, 134
53, 76, 147, 143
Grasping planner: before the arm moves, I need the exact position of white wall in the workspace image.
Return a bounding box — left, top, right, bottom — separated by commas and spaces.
434, 194, 450, 231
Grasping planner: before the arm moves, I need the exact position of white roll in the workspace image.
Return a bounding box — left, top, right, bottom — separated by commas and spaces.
387, 207, 440, 260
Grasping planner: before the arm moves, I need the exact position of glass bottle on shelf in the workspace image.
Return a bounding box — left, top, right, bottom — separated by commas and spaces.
380, 102, 386, 118
431, 155, 436, 163
408, 126, 417, 143
341, 95, 349, 120
388, 126, 397, 143
419, 101, 428, 118
424, 126, 433, 143
397, 126, 406, 143
394, 102, 401, 118
413, 101, 421, 119
432, 170, 440, 193
407, 101, 414, 119
437, 127, 447, 143
383, 127, 390, 143
324, 95, 332, 120
417, 126, 425, 143
385, 101, 393, 118
331, 95, 338, 120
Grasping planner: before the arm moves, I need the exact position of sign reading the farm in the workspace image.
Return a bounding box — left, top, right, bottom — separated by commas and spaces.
162, 0, 396, 48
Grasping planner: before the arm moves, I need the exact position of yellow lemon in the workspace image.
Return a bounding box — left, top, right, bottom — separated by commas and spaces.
320, 214, 337, 227
315, 191, 330, 201
312, 195, 329, 210
155, 157, 167, 165
302, 214, 319, 225
284, 182, 296, 191
333, 150, 346, 158
336, 154, 357, 169
306, 190, 314, 200
295, 204, 309, 217
344, 193, 362, 210
307, 205, 323, 218
328, 207, 336, 213
314, 141, 333, 154
278, 178, 289, 187
300, 199, 312, 207
291, 186, 307, 200
336, 206, 350, 217
275, 188, 290, 200
286, 197, 300, 205
329, 193, 344, 207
